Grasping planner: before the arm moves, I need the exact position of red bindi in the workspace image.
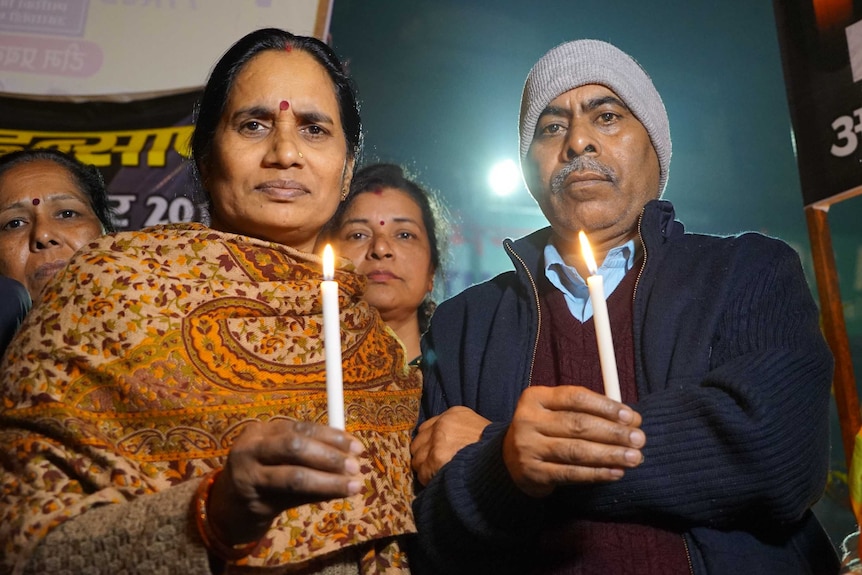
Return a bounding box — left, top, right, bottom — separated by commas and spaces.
279, 100, 289, 111
379, 220, 385, 226
32, 198, 40, 205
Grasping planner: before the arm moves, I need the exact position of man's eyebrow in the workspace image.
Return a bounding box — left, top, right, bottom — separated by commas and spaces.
582, 95, 629, 112
537, 105, 570, 120
537, 96, 630, 121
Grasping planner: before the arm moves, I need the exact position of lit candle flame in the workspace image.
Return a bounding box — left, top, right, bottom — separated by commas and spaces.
578, 231, 598, 275
577, 230, 621, 402
323, 244, 335, 280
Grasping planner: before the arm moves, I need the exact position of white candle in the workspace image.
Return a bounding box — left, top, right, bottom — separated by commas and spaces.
578, 231, 622, 402
321, 244, 345, 429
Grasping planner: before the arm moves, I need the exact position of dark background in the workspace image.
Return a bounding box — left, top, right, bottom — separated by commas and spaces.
329, 0, 862, 551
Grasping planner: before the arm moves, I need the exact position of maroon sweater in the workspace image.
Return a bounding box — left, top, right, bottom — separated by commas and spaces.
529, 267, 690, 574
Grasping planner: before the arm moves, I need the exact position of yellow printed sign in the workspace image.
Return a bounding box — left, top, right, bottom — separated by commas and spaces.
0, 126, 193, 168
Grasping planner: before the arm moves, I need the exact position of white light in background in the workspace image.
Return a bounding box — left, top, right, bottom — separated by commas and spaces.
488, 159, 521, 197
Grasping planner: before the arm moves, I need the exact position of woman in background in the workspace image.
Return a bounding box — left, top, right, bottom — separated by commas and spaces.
0, 148, 115, 302
327, 163, 446, 362
0, 148, 115, 356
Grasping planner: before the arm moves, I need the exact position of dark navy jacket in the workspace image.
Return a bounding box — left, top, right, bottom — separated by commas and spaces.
0, 276, 30, 358
412, 199, 838, 574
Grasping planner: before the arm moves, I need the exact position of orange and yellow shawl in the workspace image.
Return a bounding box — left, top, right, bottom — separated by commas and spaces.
0, 224, 420, 573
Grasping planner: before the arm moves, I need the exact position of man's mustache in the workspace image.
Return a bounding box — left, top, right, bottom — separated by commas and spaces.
550, 157, 617, 195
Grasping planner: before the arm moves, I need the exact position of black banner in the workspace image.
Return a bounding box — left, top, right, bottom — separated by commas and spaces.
774, 0, 862, 205
0, 90, 201, 230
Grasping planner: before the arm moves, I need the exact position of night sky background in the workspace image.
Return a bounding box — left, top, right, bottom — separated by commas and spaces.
329, 0, 862, 547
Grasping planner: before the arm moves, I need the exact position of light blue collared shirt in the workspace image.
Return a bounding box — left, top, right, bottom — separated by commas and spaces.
544, 239, 637, 322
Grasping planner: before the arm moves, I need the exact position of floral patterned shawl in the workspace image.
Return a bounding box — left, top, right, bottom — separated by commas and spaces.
0, 224, 420, 572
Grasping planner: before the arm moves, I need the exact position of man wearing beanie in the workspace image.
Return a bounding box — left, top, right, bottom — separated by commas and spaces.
410, 39, 838, 574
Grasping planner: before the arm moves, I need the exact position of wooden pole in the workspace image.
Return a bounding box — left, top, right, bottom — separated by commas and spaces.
805, 205, 860, 469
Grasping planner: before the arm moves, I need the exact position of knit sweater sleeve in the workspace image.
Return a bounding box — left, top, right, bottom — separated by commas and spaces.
17, 480, 212, 575
413, 276, 547, 575
411, 422, 547, 575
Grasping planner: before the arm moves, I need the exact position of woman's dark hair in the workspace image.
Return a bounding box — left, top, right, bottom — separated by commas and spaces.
326, 163, 449, 334
190, 28, 362, 199
0, 148, 116, 233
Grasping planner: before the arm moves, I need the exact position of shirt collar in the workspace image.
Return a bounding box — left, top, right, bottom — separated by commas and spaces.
544, 238, 637, 286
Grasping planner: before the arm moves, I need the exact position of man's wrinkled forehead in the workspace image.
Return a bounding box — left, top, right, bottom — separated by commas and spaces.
540, 90, 629, 118
534, 86, 632, 133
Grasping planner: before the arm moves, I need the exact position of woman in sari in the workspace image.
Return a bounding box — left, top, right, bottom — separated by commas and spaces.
0, 28, 420, 575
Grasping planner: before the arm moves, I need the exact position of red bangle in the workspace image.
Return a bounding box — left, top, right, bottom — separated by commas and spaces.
193, 468, 260, 562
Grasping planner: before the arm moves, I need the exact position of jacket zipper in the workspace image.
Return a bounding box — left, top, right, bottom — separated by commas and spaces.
633, 210, 647, 304
683, 535, 694, 574
635, 209, 694, 574
505, 241, 541, 388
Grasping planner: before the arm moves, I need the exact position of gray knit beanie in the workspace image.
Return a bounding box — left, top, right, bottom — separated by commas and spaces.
519, 39, 671, 195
